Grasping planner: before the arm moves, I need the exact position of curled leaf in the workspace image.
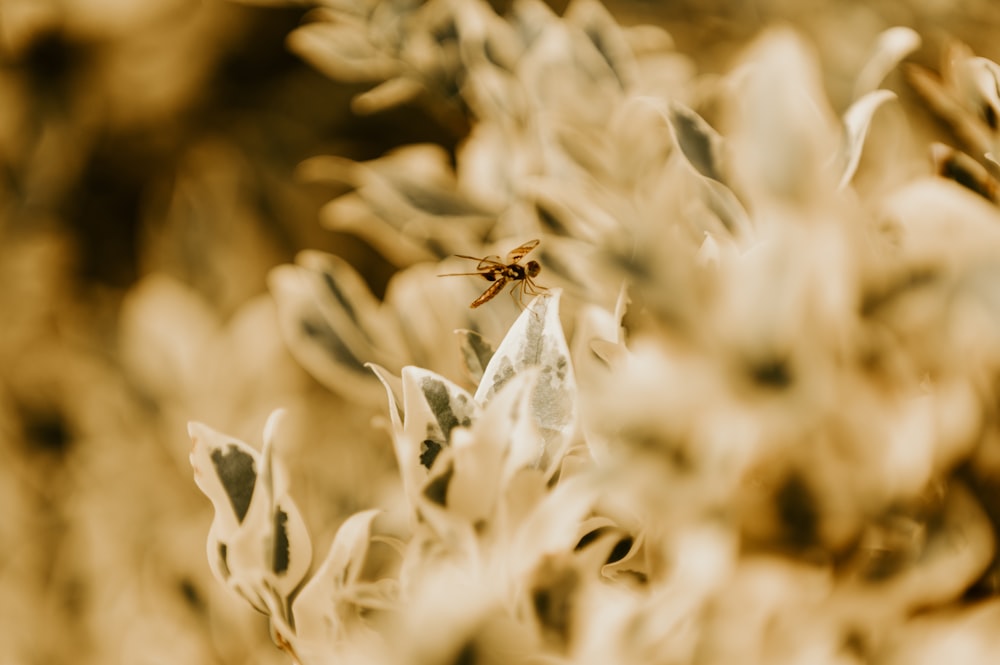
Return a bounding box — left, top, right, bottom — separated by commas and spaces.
853, 26, 921, 98
839, 89, 897, 189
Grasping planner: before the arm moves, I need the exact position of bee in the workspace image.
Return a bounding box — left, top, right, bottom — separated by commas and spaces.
440, 239, 547, 308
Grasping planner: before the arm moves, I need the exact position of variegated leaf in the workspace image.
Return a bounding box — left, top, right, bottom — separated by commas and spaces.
454, 329, 495, 385
666, 102, 725, 183
189, 410, 312, 628
475, 291, 576, 475
370, 364, 480, 513
269, 253, 405, 404
189, 421, 259, 591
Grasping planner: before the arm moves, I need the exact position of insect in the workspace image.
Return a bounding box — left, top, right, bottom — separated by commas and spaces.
439, 239, 547, 309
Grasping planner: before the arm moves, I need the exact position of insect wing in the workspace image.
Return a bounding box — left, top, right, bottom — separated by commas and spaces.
505, 239, 540, 265
470, 276, 509, 308
477, 254, 504, 271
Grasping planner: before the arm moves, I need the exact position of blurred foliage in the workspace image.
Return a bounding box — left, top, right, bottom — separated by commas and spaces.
5, 0, 1000, 663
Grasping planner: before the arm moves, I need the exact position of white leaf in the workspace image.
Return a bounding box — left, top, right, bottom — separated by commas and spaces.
293, 509, 383, 646
853, 26, 921, 97
189, 421, 260, 590
189, 412, 312, 628
839, 89, 897, 189
475, 291, 577, 475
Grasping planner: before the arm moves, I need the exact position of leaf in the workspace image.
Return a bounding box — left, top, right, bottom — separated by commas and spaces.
666, 102, 725, 182
368, 362, 404, 432
404, 367, 479, 466
853, 26, 921, 98
454, 329, 495, 385
189, 421, 260, 590
509, 476, 599, 579
729, 28, 841, 205
635, 98, 749, 239
189, 411, 312, 627
838, 89, 897, 189
352, 77, 426, 115
232, 412, 312, 619
475, 290, 577, 475
700, 177, 752, 240
288, 17, 400, 83
564, 0, 637, 89
268, 254, 404, 404
370, 364, 480, 513
293, 509, 384, 645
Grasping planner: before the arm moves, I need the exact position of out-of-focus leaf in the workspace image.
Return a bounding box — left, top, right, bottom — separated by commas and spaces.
517, 16, 622, 127
701, 177, 752, 240
352, 76, 425, 114
301, 146, 497, 262
509, 476, 599, 579
836, 485, 993, 620
119, 274, 219, 400
853, 26, 921, 98
269, 253, 405, 404
509, 0, 557, 47
475, 291, 576, 474
565, 0, 637, 89
666, 102, 725, 183
906, 62, 981, 147
571, 302, 620, 390
931, 142, 1000, 202
319, 192, 437, 267
905, 43, 1000, 163
839, 89, 897, 189
288, 16, 401, 83
881, 177, 1000, 269
729, 28, 841, 207
621, 24, 674, 54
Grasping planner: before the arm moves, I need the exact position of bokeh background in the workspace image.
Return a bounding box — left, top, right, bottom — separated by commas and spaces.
3, 0, 1000, 663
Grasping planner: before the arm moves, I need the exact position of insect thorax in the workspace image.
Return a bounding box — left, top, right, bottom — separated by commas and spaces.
508, 264, 527, 280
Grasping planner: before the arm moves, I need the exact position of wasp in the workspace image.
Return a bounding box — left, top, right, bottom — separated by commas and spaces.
440, 239, 547, 309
